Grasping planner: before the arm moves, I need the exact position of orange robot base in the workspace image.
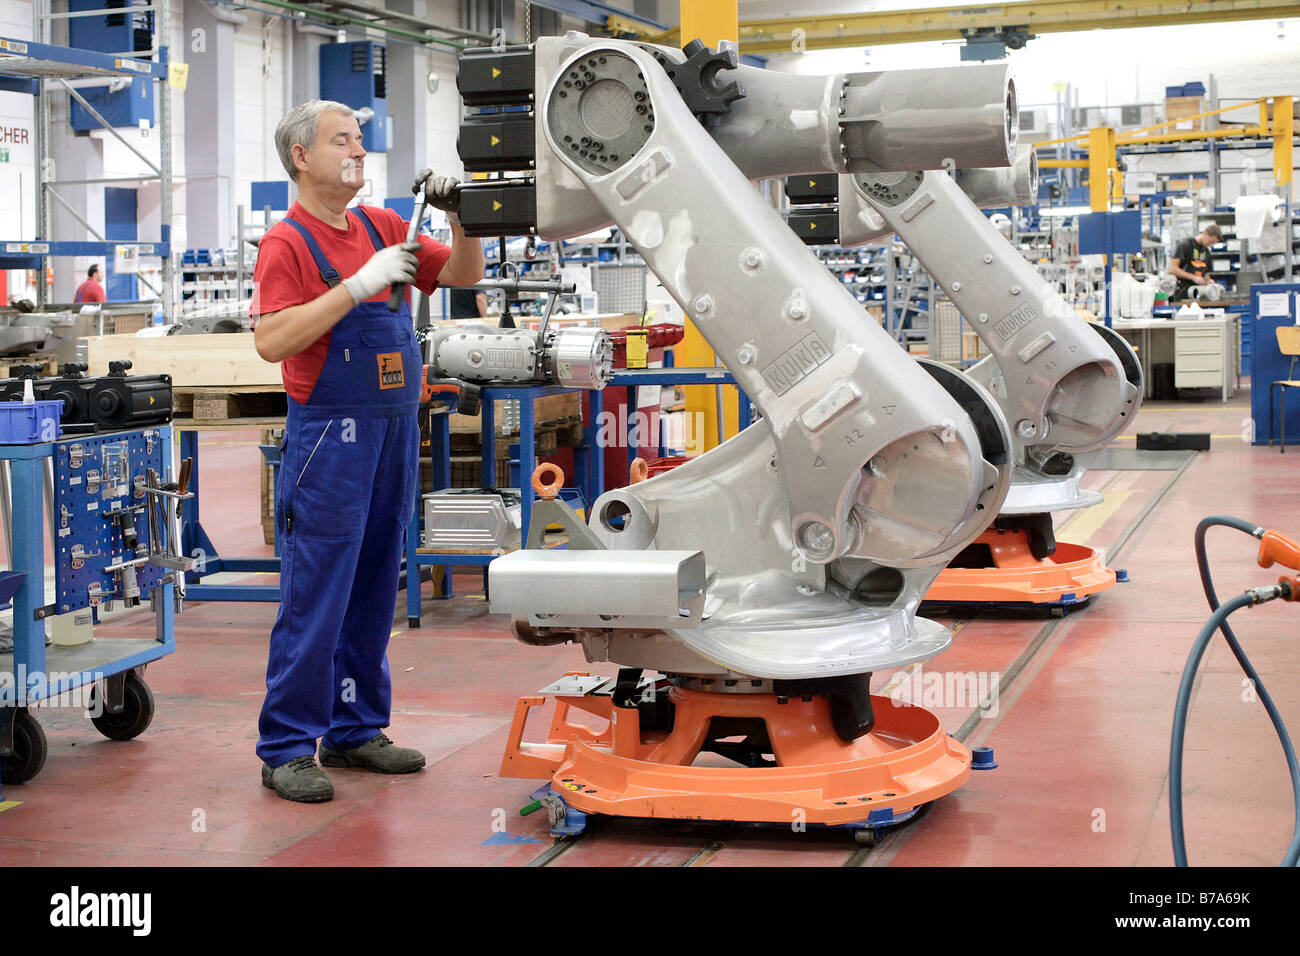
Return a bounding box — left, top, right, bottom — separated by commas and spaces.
501, 677, 972, 829
924, 527, 1119, 609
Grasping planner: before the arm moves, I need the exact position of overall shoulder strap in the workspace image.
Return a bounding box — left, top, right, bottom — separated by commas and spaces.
281, 216, 341, 288
348, 206, 387, 252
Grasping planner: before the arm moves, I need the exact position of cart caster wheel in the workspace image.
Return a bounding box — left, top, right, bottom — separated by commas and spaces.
408, 617, 420, 629
853, 828, 879, 846
1, 709, 48, 784
89, 672, 155, 741
1049, 606, 1066, 619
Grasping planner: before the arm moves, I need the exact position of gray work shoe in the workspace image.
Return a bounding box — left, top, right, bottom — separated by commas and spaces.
261, 754, 335, 803
319, 733, 425, 774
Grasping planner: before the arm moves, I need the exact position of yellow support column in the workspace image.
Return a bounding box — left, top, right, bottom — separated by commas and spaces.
677, 0, 739, 453
1273, 96, 1294, 187
1087, 127, 1116, 211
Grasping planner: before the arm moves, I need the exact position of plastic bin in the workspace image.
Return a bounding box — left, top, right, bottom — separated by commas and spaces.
1110, 272, 1157, 319
0, 400, 64, 444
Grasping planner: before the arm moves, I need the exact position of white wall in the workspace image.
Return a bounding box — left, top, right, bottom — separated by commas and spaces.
0, 2, 36, 299
765, 17, 1300, 203
4, 0, 1295, 291
766, 19, 1300, 112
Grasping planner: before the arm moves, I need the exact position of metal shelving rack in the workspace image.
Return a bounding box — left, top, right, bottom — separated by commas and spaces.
0, 0, 173, 319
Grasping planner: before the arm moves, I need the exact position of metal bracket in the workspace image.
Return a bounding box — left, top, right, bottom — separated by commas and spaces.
101, 672, 126, 716
0, 707, 14, 757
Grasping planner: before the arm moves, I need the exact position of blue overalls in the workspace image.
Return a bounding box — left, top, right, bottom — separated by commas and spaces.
257, 207, 423, 767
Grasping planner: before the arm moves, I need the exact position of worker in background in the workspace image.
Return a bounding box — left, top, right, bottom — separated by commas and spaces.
1169, 224, 1222, 300
250, 100, 484, 802
448, 286, 489, 319
74, 264, 106, 304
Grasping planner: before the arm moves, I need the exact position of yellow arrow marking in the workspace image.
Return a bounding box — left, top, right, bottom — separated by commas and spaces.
809, 222, 817, 229
492, 200, 502, 211
490, 135, 500, 146
491, 67, 501, 78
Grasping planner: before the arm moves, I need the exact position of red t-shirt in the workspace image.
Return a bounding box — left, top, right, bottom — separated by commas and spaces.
251, 201, 452, 402
75, 279, 106, 303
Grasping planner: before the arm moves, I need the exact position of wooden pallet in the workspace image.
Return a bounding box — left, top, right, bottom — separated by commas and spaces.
174, 385, 287, 422
4, 356, 60, 378
259, 426, 283, 546
448, 426, 561, 457
448, 391, 581, 434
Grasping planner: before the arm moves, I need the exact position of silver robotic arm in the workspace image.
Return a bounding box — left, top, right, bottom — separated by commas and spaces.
485, 35, 1013, 684
845, 170, 1140, 455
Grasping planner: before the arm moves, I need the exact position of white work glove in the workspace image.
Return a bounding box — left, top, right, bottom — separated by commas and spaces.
341, 242, 420, 304
424, 174, 461, 225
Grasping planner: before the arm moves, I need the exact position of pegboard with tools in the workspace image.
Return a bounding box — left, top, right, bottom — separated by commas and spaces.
51, 428, 191, 615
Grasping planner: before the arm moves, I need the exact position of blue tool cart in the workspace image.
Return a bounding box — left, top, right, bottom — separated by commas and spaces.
1, 424, 184, 785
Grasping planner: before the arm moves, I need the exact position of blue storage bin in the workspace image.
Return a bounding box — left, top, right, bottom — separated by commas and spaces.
0, 400, 64, 444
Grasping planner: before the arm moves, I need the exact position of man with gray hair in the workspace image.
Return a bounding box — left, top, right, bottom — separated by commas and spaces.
251, 99, 483, 802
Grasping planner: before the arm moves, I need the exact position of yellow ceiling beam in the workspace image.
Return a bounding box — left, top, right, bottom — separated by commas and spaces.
608, 0, 1300, 54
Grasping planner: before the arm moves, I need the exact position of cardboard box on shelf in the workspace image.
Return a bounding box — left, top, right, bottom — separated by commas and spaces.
448, 391, 582, 434
1164, 95, 1207, 131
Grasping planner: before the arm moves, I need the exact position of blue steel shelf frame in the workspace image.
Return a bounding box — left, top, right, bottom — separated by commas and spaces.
0, 427, 177, 728
0, 0, 175, 316
178, 426, 283, 602
402, 369, 753, 626
404, 385, 601, 624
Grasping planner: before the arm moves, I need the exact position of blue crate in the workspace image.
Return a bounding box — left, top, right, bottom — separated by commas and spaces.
0, 400, 64, 444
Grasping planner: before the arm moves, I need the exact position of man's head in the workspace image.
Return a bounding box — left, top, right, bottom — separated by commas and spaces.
87, 264, 101, 282
275, 100, 365, 200
1197, 224, 1223, 245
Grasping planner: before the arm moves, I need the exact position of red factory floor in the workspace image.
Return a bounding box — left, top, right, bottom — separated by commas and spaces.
1, 389, 1297, 867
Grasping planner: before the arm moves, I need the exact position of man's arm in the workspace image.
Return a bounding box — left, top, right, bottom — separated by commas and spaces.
255, 241, 419, 363
1168, 257, 1209, 286
437, 222, 485, 288
254, 285, 357, 364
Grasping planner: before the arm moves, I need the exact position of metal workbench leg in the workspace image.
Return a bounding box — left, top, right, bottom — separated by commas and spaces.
481, 398, 496, 489
587, 389, 604, 501
432, 410, 451, 492
520, 395, 536, 547
179, 429, 216, 579
1222, 323, 1229, 403
432, 410, 452, 599
11, 456, 46, 703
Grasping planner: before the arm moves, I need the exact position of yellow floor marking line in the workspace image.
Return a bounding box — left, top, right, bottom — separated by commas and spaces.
877, 662, 922, 697
1063, 489, 1136, 547
1055, 472, 1125, 537
0, 801, 21, 812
